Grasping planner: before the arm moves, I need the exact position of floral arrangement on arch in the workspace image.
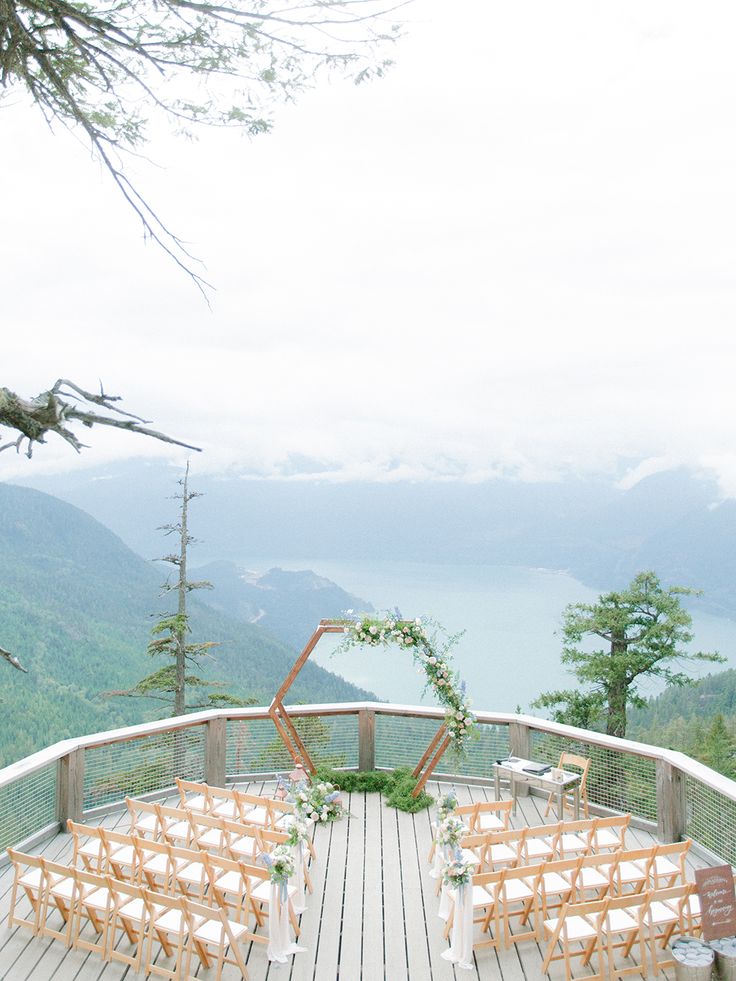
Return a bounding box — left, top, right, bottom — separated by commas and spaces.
293, 780, 344, 823
339, 613, 476, 750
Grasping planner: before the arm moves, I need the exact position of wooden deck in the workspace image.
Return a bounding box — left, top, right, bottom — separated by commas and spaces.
0, 779, 709, 981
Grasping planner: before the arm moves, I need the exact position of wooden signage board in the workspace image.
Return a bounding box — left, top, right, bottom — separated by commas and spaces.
695, 865, 736, 940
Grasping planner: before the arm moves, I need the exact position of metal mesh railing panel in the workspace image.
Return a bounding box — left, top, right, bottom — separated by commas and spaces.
0, 764, 57, 852
375, 715, 509, 778
83, 725, 207, 810
226, 715, 358, 776
685, 777, 736, 867
531, 730, 658, 823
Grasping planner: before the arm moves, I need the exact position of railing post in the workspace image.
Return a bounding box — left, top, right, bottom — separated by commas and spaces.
205, 718, 227, 787
57, 748, 85, 826
657, 758, 686, 843
358, 709, 375, 771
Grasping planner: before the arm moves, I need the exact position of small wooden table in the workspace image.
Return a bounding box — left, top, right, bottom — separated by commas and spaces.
493, 757, 581, 820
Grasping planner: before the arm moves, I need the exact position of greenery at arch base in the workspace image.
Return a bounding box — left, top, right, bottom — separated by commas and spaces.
314, 766, 434, 813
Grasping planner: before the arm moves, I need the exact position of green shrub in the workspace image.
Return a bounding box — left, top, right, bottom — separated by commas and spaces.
313, 766, 433, 813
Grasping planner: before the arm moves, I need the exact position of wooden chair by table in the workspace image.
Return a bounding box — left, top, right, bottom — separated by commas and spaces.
544, 752, 591, 819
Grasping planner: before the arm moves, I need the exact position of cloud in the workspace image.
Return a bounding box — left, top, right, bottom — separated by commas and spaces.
2, 2, 736, 490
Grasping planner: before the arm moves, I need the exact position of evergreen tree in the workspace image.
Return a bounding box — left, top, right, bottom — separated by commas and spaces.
533, 571, 723, 738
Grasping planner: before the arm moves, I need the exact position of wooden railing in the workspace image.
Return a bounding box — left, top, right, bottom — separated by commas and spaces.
0, 703, 734, 867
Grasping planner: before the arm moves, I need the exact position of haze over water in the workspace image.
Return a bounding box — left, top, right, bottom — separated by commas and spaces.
235, 559, 736, 713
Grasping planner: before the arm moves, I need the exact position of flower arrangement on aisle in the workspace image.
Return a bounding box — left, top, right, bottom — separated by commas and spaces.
293, 779, 345, 823
436, 814, 465, 851
441, 853, 475, 890
262, 845, 295, 897
284, 818, 311, 848
338, 613, 476, 750
436, 790, 458, 821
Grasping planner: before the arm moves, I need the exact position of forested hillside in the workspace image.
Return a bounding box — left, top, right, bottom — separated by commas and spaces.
0, 484, 373, 766
629, 671, 736, 777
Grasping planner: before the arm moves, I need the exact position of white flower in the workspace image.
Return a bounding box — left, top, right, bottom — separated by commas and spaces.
415, 617, 422, 625
429, 657, 437, 665
369, 625, 378, 635
465, 716, 472, 724
310, 812, 318, 821
456, 711, 463, 720
320, 813, 327, 821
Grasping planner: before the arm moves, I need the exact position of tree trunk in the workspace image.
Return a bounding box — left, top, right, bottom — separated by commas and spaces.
174, 462, 189, 718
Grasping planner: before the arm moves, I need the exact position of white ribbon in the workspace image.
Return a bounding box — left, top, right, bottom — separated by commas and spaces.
267, 882, 307, 964
429, 824, 444, 879
291, 840, 307, 914
441, 881, 474, 970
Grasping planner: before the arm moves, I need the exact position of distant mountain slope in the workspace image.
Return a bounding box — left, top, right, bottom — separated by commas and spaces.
13, 462, 735, 618
191, 561, 374, 649
0, 484, 374, 766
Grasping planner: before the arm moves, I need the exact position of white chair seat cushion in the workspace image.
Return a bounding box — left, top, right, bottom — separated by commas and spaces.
230, 835, 257, 857
119, 897, 163, 923
51, 876, 88, 901
20, 868, 46, 890
194, 918, 248, 945
559, 833, 588, 853
212, 800, 239, 818
489, 844, 517, 864
606, 908, 639, 933
596, 829, 622, 849
502, 878, 534, 902
144, 854, 188, 875
618, 860, 646, 882
197, 828, 226, 849
251, 881, 296, 904
471, 885, 494, 908
177, 862, 207, 885
110, 845, 137, 867
215, 870, 249, 893
459, 848, 479, 865
540, 872, 572, 896
686, 894, 702, 917
79, 840, 104, 859
244, 806, 270, 825
578, 867, 610, 889
84, 886, 112, 911
647, 901, 678, 926
545, 914, 597, 941
653, 856, 679, 877
186, 795, 209, 813
165, 821, 190, 841
526, 839, 553, 859
477, 814, 505, 832
155, 908, 195, 933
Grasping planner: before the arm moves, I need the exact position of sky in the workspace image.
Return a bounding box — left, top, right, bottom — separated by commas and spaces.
3, 1, 736, 492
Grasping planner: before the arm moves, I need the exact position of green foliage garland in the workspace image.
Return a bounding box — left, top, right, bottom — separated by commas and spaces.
338, 614, 476, 750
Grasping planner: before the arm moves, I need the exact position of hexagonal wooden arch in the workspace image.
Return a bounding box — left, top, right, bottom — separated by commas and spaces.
268, 619, 451, 797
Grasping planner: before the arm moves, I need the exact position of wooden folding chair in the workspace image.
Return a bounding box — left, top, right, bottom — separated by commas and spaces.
601, 892, 650, 980
542, 896, 608, 981
107, 876, 162, 973
613, 845, 657, 895
643, 883, 695, 973
181, 895, 251, 981
521, 821, 562, 863
556, 817, 596, 857
442, 868, 503, 949
67, 865, 113, 958
591, 813, 630, 852
496, 861, 546, 947
203, 851, 267, 934
39, 857, 85, 946
142, 888, 190, 981
7, 849, 46, 935
175, 777, 217, 815
648, 840, 691, 889
545, 752, 591, 818
574, 851, 621, 901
